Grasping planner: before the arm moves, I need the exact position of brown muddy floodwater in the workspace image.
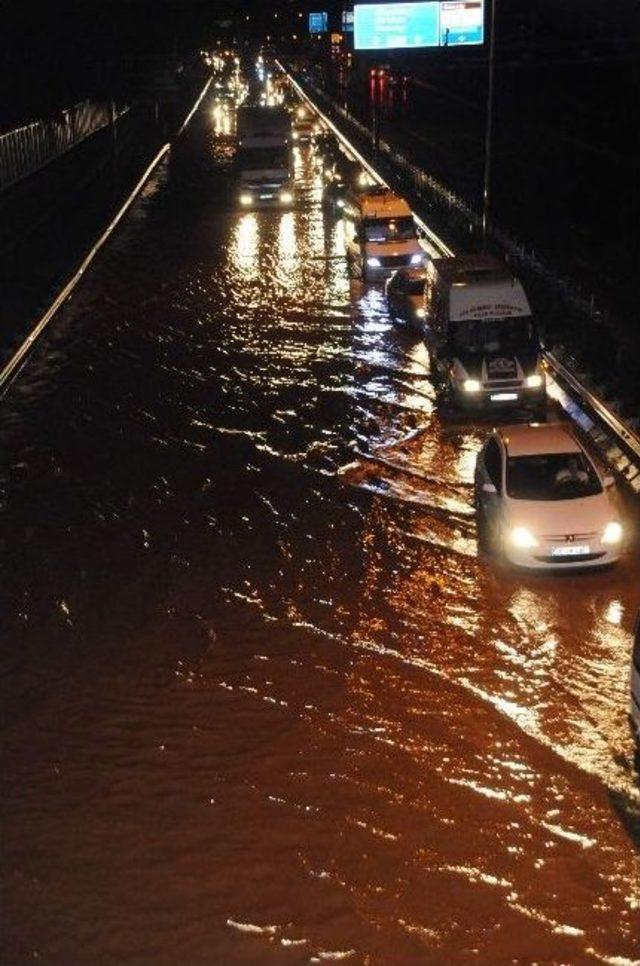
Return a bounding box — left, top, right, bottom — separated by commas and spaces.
1, 90, 639, 965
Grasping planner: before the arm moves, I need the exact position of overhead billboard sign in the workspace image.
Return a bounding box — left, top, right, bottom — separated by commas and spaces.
354, 1, 484, 50
309, 12, 329, 33
342, 10, 354, 33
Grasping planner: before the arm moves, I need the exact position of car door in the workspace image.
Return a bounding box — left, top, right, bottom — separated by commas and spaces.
386, 273, 400, 317
394, 275, 409, 320
632, 614, 640, 740
397, 277, 412, 321
477, 437, 503, 526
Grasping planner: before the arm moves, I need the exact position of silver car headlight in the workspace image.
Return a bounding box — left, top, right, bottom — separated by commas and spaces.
239, 193, 252, 206
463, 379, 481, 392
510, 526, 538, 549
410, 253, 424, 265
602, 521, 623, 545
280, 191, 293, 204
415, 307, 426, 318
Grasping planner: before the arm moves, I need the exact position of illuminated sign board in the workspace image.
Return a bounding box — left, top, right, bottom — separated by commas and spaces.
354, 1, 484, 50
309, 12, 329, 33
342, 10, 354, 33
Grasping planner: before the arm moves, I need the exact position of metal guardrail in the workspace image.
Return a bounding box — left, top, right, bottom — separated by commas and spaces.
0, 100, 130, 192
0, 76, 213, 398
278, 61, 640, 493
298, 74, 613, 326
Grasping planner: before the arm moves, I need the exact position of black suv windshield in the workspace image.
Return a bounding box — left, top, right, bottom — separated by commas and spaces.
507, 452, 602, 501
364, 217, 417, 242
238, 147, 290, 169
451, 317, 536, 353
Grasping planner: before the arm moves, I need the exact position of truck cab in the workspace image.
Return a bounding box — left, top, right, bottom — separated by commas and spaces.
343, 187, 426, 281
236, 105, 294, 208
423, 255, 546, 418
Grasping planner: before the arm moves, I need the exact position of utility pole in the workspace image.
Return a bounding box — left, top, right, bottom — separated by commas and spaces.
370, 67, 380, 152
482, 0, 497, 249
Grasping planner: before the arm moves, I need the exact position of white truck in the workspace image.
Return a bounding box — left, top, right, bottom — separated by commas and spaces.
343, 187, 426, 280
423, 255, 547, 417
236, 105, 293, 208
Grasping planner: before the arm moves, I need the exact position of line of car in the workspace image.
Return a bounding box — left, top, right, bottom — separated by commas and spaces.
286, 88, 639, 749
308, 124, 627, 576
232, 59, 639, 752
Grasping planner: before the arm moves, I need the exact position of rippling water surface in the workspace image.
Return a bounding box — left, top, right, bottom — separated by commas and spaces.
2, 93, 639, 965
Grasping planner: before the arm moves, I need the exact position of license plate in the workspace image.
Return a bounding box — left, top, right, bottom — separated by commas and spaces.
490, 393, 518, 402
260, 194, 274, 199
551, 545, 590, 557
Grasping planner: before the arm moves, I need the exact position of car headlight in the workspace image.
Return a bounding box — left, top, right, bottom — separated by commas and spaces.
366, 257, 381, 267
292, 131, 299, 140
410, 253, 424, 265
280, 191, 293, 204
602, 521, 623, 545
336, 198, 345, 208
415, 307, 426, 318
510, 526, 538, 549
526, 373, 544, 389
240, 193, 252, 205
463, 379, 481, 392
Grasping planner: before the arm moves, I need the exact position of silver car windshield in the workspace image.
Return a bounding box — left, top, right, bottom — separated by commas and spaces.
507, 452, 602, 501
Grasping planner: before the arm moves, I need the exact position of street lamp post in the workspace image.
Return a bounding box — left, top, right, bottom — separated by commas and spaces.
482, 0, 497, 249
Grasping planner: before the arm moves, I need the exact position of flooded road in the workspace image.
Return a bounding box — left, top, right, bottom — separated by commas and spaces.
2, 90, 639, 965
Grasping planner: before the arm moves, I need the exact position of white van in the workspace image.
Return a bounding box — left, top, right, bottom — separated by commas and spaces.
344, 187, 426, 281
632, 613, 640, 748
423, 254, 547, 418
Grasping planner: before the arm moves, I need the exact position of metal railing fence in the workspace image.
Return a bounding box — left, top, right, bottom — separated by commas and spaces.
0, 100, 129, 191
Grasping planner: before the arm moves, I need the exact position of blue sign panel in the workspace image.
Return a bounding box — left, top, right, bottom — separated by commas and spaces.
354, 1, 483, 50
440, 1, 483, 46
355, 3, 439, 49
309, 12, 329, 33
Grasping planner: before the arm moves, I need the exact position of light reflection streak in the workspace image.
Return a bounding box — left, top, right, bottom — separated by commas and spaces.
229, 213, 259, 282
277, 212, 297, 264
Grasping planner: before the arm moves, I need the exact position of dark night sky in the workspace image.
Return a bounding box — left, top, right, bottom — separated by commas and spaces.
1, 1, 638, 125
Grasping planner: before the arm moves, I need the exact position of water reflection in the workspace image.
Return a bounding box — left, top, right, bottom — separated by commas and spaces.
230, 212, 259, 282
1, 83, 639, 966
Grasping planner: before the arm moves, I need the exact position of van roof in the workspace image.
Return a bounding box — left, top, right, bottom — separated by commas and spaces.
431, 254, 511, 284
430, 255, 531, 321
498, 423, 582, 457
358, 189, 412, 219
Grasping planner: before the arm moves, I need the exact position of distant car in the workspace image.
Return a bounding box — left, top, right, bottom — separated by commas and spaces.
321, 159, 348, 211
474, 422, 623, 570
292, 107, 318, 143
632, 613, 640, 748
385, 267, 428, 331
315, 134, 342, 166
